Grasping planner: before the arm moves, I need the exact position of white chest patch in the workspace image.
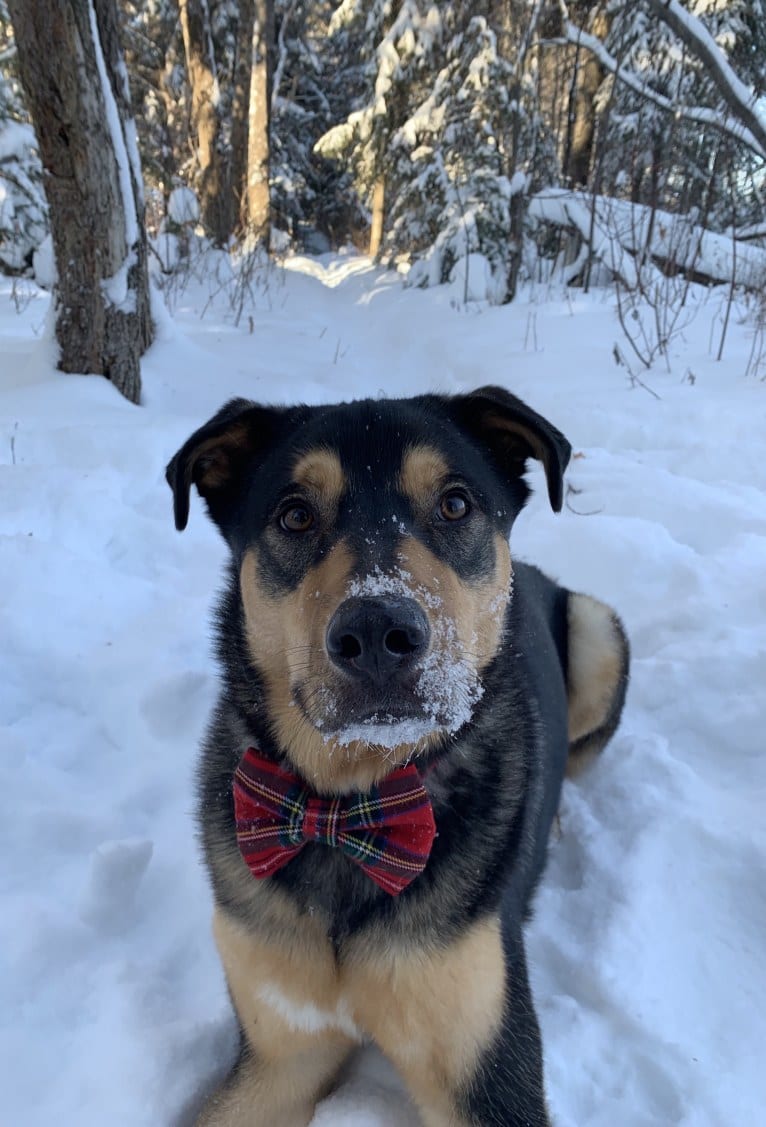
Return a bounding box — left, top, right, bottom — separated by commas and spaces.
257, 982, 363, 1041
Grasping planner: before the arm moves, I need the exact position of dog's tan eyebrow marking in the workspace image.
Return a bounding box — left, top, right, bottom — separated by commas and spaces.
292, 448, 346, 503
398, 445, 450, 507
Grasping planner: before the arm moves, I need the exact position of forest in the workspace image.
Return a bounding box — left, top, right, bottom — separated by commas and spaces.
2, 0, 766, 402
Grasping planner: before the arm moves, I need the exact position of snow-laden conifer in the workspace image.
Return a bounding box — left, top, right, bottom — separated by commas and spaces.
0, 5, 47, 275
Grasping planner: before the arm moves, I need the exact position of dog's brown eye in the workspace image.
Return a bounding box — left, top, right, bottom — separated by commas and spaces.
279, 505, 315, 533
439, 491, 469, 521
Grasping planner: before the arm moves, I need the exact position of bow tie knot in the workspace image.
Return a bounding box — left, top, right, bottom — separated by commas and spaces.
233, 748, 437, 896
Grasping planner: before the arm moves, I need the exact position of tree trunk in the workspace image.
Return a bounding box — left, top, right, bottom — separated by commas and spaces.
245, 0, 274, 246
7, 0, 152, 404
369, 178, 385, 257
506, 188, 527, 303
564, 7, 609, 187
230, 0, 255, 232
178, 0, 231, 244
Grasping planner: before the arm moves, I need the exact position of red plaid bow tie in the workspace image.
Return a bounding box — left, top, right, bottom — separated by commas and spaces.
233, 748, 437, 896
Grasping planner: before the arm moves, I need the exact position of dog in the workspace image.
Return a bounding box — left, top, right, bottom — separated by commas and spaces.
167, 385, 629, 1127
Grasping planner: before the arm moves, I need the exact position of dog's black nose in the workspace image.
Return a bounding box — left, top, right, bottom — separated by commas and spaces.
326, 597, 430, 684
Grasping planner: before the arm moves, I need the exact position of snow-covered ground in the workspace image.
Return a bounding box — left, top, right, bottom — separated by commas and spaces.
1, 256, 764, 1126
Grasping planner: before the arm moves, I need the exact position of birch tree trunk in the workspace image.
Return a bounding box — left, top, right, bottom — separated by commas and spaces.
245, 0, 274, 245
7, 0, 152, 404
178, 0, 231, 244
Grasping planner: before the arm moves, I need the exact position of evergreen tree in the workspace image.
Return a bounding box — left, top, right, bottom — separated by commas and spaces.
318, 1, 556, 300
0, 4, 47, 274
271, 0, 364, 245
120, 0, 184, 214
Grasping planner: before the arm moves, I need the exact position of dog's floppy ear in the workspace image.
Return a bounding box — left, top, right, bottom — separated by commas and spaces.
449, 385, 571, 511
166, 398, 284, 533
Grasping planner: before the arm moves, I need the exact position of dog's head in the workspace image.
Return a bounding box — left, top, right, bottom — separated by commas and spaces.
167, 388, 570, 791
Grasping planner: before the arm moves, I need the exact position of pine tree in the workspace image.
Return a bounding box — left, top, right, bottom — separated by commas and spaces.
0, 4, 48, 274
269, 0, 363, 246
120, 0, 183, 214
317, 1, 427, 246
318, 1, 555, 300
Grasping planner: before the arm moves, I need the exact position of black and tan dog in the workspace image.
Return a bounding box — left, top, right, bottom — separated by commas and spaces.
167, 386, 628, 1127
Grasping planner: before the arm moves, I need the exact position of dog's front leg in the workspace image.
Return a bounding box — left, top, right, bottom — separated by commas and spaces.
196, 909, 356, 1127
345, 916, 549, 1127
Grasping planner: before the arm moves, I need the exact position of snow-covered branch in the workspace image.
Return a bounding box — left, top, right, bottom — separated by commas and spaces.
271, 0, 299, 113
561, 20, 766, 163
646, 0, 766, 159
529, 188, 766, 291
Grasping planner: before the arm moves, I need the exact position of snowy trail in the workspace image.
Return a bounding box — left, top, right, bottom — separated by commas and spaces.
1, 258, 764, 1126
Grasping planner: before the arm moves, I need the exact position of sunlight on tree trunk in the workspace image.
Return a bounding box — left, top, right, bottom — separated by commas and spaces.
178, 0, 231, 245
245, 0, 274, 247
369, 178, 385, 257
230, 0, 255, 233
565, 10, 609, 187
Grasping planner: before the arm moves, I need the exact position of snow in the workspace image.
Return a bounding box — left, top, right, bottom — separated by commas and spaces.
529, 188, 766, 290
101, 250, 138, 312
167, 186, 200, 227
32, 234, 56, 289
448, 251, 506, 303
1, 255, 765, 1125
0, 120, 36, 163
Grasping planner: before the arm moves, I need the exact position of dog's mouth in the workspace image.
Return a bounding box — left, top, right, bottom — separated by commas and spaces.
313, 692, 437, 748
294, 649, 484, 750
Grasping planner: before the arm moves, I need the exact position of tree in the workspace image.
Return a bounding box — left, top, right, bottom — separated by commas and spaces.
120, 0, 183, 210
268, 0, 363, 246
0, 5, 48, 274
564, 1, 766, 171
245, 0, 275, 244
7, 0, 152, 404
318, 2, 555, 301
178, 0, 231, 244
317, 0, 427, 256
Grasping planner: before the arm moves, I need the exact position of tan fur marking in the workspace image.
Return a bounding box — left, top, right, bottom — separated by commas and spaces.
198, 911, 504, 1125
397, 534, 511, 674
240, 544, 430, 792
291, 448, 345, 507
195, 909, 354, 1127
344, 916, 505, 1123
399, 445, 450, 510
567, 593, 624, 745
